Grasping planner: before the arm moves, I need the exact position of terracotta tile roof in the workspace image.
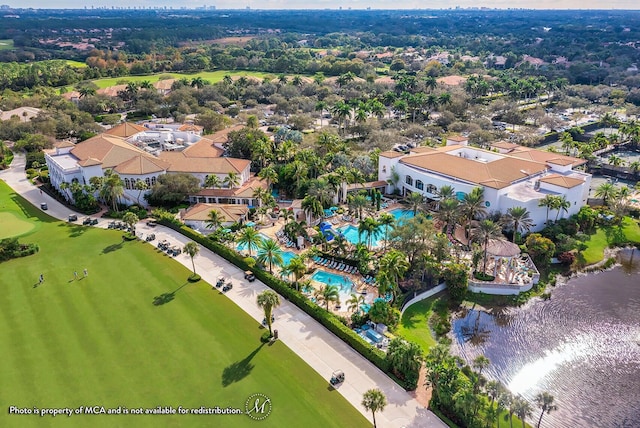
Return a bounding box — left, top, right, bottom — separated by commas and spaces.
114, 155, 170, 175
508, 147, 586, 167
491, 141, 520, 150
55, 141, 75, 148
346, 180, 388, 191
203, 124, 246, 145
181, 203, 248, 223
105, 122, 147, 138
539, 174, 585, 189
96, 84, 126, 97
61, 91, 81, 100
153, 79, 176, 91
193, 176, 267, 198
159, 151, 250, 174
400, 151, 548, 189
71, 134, 153, 170
379, 151, 405, 159
78, 157, 102, 167
181, 137, 225, 158
178, 123, 204, 133
410, 147, 437, 154
447, 135, 468, 142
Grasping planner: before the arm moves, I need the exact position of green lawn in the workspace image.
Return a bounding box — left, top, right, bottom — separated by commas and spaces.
0, 180, 367, 428
87, 71, 271, 90
578, 216, 640, 266
397, 294, 444, 351
65, 60, 87, 68
0, 39, 14, 50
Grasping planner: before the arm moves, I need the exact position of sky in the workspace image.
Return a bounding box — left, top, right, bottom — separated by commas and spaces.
6, 1, 640, 10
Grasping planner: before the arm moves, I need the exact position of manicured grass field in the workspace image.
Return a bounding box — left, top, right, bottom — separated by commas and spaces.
397, 295, 441, 351
88, 71, 271, 90
578, 216, 640, 266
0, 211, 36, 239
0, 39, 14, 50
0, 181, 367, 428
65, 60, 87, 68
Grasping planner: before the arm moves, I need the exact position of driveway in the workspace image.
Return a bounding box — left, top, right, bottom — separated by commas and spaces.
1, 154, 446, 428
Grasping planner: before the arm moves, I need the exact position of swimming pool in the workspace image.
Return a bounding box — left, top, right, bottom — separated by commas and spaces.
337, 209, 418, 247
311, 269, 355, 304
389, 208, 416, 223
236, 233, 271, 252
281, 251, 296, 266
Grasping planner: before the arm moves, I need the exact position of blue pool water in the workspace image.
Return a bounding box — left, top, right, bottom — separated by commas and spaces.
236, 233, 271, 252
281, 251, 296, 266
311, 270, 355, 305
337, 209, 418, 247
389, 208, 416, 222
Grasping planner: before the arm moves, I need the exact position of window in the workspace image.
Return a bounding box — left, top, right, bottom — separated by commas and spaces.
151, 176, 157, 186
426, 184, 438, 194
71, 177, 79, 184
124, 178, 131, 190
415, 180, 424, 190
405, 175, 413, 186
382, 166, 387, 173
145, 177, 151, 186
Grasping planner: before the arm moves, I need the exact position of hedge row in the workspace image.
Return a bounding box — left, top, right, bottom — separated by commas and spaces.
159, 219, 390, 374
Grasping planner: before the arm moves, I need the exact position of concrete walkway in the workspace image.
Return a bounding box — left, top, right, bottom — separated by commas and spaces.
1, 154, 446, 428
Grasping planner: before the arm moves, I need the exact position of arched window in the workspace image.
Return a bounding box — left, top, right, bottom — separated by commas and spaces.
145, 177, 151, 186
382, 166, 387, 173
426, 184, 437, 194
124, 178, 131, 190
415, 180, 424, 190
405, 175, 413, 186
71, 177, 79, 184
151, 176, 157, 186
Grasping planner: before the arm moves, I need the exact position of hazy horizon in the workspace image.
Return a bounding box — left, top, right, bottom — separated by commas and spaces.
5, 1, 640, 11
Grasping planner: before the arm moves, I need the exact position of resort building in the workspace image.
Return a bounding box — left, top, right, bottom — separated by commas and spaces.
45, 123, 261, 207
378, 141, 591, 231
180, 202, 249, 233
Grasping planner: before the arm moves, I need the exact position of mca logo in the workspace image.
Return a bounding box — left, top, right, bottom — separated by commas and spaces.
245, 393, 272, 421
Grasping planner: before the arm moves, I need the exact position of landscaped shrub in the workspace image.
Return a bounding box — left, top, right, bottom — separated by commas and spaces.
158, 218, 391, 375
473, 271, 495, 281
0, 238, 39, 261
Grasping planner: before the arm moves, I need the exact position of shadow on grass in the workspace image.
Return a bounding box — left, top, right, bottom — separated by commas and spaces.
10, 194, 56, 223
102, 241, 125, 254
152, 282, 189, 306
221, 343, 265, 387
63, 223, 88, 238
401, 299, 434, 330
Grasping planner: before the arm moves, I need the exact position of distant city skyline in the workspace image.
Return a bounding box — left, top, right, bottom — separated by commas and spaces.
4, 1, 640, 11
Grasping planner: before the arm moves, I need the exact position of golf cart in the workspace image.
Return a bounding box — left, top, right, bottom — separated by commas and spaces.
330, 370, 345, 386
244, 270, 256, 282
215, 276, 225, 288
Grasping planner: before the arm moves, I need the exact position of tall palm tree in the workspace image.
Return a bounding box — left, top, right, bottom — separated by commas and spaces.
435, 197, 459, 231
257, 238, 284, 274
437, 184, 456, 201
286, 256, 307, 291
205, 209, 223, 231
472, 355, 490, 377
183, 242, 199, 276
346, 293, 365, 314
301, 195, 323, 224
258, 166, 278, 190
122, 212, 139, 235
377, 212, 395, 251
555, 195, 571, 221
101, 169, 124, 212
471, 219, 504, 274
362, 389, 387, 428
358, 217, 380, 250
504, 206, 534, 243
223, 172, 241, 189
315, 100, 328, 126
205, 174, 222, 189
461, 187, 487, 239
348, 193, 369, 220
404, 191, 424, 215
513, 396, 533, 428
594, 182, 617, 205
538, 194, 555, 224
236, 227, 262, 257
256, 290, 280, 336
314, 284, 340, 311
535, 392, 558, 428
377, 249, 409, 301
134, 179, 148, 205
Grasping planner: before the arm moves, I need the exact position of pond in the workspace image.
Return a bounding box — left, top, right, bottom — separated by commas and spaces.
451, 249, 640, 428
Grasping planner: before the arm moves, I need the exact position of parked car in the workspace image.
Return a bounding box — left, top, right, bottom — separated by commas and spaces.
40, 202, 48, 210
68, 214, 78, 222
244, 270, 256, 282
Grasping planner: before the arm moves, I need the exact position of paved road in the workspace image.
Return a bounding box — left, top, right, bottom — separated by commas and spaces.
1, 154, 447, 428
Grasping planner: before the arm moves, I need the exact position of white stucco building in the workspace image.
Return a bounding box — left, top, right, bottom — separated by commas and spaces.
378, 141, 591, 231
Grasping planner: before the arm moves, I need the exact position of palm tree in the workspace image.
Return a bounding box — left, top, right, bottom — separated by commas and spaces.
122, 211, 139, 235
134, 179, 148, 205
535, 392, 558, 428
205, 209, 223, 231
286, 256, 307, 291
183, 242, 199, 276
435, 197, 459, 231
361, 389, 387, 428
314, 284, 340, 311
257, 238, 284, 274
504, 206, 534, 243
348, 193, 369, 220
331, 100, 352, 134
315, 100, 328, 126
223, 172, 241, 189
237, 227, 262, 257
101, 170, 124, 212
595, 182, 617, 205
377, 212, 395, 251
471, 219, 504, 274
461, 187, 487, 239
205, 174, 222, 189
404, 191, 424, 215
377, 249, 409, 301
256, 290, 280, 336
438, 184, 455, 201
513, 396, 533, 428
346, 293, 365, 313
301, 195, 323, 225
555, 195, 571, 221
538, 194, 555, 224
258, 166, 278, 189
472, 355, 490, 376
358, 217, 380, 250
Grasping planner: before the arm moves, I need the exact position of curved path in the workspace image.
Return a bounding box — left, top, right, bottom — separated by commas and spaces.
1, 154, 446, 428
